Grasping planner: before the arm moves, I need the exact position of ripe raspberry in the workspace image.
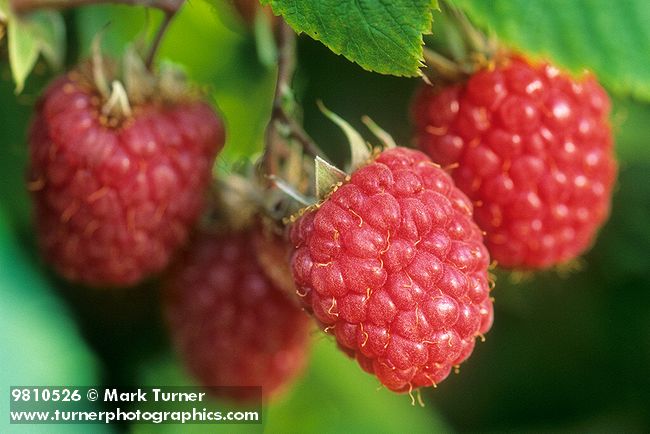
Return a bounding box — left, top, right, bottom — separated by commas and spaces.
164, 230, 311, 401
413, 56, 617, 268
28, 70, 224, 286
290, 147, 493, 392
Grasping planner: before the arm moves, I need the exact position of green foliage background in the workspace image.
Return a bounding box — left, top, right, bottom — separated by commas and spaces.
1, 0, 650, 432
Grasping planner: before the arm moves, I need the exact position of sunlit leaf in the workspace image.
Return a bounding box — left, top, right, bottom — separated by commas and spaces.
452, 0, 650, 101
264, 0, 438, 76
7, 10, 65, 93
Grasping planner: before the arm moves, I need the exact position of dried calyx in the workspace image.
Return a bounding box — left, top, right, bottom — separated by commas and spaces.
273, 103, 398, 222
82, 39, 197, 125
422, 2, 501, 84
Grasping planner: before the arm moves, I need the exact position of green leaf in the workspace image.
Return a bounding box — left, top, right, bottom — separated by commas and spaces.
7, 10, 65, 93
264, 0, 438, 77
451, 0, 650, 101
0, 207, 112, 434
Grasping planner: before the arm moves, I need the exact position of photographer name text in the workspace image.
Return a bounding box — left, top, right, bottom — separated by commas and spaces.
104, 389, 206, 402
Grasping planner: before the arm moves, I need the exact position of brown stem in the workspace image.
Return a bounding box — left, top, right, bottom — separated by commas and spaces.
273, 19, 296, 109
263, 21, 296, 176
144, 6, 179, 69
262, 20, 322, 175
282, 114, 321, 158
10, 0, 183, 15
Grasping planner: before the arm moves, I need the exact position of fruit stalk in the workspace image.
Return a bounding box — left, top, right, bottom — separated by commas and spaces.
144, 3, 181, 69
262, 20, 321, 175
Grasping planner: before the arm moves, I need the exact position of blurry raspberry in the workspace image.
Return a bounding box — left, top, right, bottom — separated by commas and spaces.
413, 56, 617, 269
164, 230, 311, 401
28, 70, 224, 286
290, 147, 493, 392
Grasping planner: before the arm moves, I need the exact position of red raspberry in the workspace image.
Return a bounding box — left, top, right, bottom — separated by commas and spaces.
164, 230, 311, 401
28, 71, 224, 286
290, 147, 493, 392
413, 56, 617, 269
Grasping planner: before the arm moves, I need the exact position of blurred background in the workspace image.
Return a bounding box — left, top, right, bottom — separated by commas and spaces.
1, 0, 649, 432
